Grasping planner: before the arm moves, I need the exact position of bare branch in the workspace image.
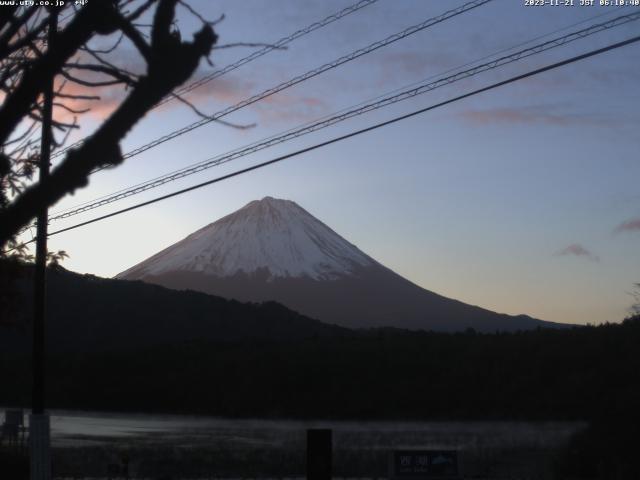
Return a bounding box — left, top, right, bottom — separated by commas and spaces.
114, 12, 152, 62
65, 62, 138, 86
170, 92, 255, 130
2, 119, 38, 147
81, 42, 142, 78
54, 92, 101, 101
53, 102, 91, 115
125, 0, 157, 22
52, 121, 76, 149
178, 1, 221, 26
0, 2, 217, 244
28, 111, 78, 131
0, 6, 38, 56
60, 69, 128, 87
0, 3, 117, 144
80, 32, 124, 54
0, 14, 48, 59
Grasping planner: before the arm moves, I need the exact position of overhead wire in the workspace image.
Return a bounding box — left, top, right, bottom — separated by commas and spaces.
164, 0, 379, 106
36, 33, 640, 241
51, 0, 494, 164
46, 10, 640, 222
51, 0, 380, 159
48, 4, 630, 218
9, 0, 494, 240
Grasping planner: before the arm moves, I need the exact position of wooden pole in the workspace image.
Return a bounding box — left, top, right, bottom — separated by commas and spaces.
30, 9, 57, 480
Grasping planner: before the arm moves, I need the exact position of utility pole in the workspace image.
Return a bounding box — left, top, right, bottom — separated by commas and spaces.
31, 8, 57, 480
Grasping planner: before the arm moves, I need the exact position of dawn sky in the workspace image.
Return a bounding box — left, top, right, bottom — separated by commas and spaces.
30, 0, 640, 325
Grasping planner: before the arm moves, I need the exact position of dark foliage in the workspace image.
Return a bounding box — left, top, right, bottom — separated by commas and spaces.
0, 450, 28, 480
0, 263, 349, 353
554, 414, 640, 479
1, 264, 639, 421
0, 1, 218, 249
2, 267, 639, 477
1, 306, 639, 422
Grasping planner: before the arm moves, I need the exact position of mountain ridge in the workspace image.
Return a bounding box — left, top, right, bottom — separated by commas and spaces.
117, 196, 376, 281
0, 263, 350, 353
118, 197, 564, 332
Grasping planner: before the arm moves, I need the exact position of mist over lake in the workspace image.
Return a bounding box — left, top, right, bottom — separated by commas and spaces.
2, 409, 585, 478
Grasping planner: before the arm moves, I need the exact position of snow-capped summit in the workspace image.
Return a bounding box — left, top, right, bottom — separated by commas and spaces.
117, 197, 558, 332
117, 197, 375, 281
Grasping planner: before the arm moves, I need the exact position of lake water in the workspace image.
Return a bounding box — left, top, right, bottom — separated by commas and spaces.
2, 409, 586, 478
4, 408, 583, 448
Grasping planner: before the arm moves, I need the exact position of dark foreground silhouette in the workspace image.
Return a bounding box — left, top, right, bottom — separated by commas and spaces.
1, 263, 638, 420
1, 263, 639, 478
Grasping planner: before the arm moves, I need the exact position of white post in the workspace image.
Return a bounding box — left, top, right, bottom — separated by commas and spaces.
29, 413, 51, 480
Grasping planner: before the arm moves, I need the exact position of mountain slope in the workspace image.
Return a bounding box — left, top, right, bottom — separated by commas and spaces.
118, 197, 562, 332
1, 264, 349, 353
118, 197, 375, 281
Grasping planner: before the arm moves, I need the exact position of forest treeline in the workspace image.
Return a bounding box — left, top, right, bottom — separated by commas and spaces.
1, 262, 638, 421
2, 262, 639, 477
1, 317, 638, 421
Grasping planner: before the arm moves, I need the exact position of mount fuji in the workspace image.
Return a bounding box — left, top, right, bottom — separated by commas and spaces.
117, 197, 557, 332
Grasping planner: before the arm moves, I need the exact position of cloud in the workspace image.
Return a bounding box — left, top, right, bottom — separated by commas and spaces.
52, 67, 258, 124
555, 243, 599, 262
250, 92, 330, 125
52, 80, 128, 123
458, 105, 608, 127
170, 68, 330, 125
380, 51, 448, 75
614, 218, 640, 234
372, 51, 455, 88
49, 48, 149, 123
50, 48, 143, 123
179, 74, 256, 107
587, 67, 640, 87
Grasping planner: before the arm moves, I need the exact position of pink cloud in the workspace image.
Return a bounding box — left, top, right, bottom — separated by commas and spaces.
179, 74, 256, 107
173, 70, 330, 125
250, 91, 330, 125
458, 106, 602, 127
614, 218, 640, 234
555, 244, 599, 262
51, 68, 257, 124
52, 80, 127, 123
50, 49, 144, 123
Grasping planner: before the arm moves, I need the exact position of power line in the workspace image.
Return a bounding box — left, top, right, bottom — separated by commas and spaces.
40, 34, 640, 240
163, 0, 379, 105
52, 0, 493, 164
49, 5, 630, 218
47, 11, 640, 222
51, 0, 379, 159
2, 0, 499, 241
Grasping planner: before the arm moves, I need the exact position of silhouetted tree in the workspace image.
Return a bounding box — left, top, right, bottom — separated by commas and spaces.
0, 1, 218, 252
630, 282, 640, 318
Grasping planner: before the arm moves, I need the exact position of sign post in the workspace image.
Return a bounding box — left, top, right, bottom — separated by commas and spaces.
307, 429, 332, 480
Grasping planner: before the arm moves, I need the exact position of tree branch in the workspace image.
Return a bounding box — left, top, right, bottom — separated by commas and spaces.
0, 6, 39, 57
0, 5, 217, 245
0, 3, 116, 145
60, 69, 127, 87
65, 62, 138, 86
